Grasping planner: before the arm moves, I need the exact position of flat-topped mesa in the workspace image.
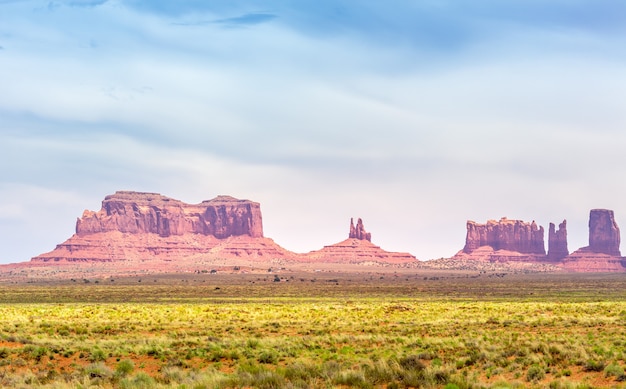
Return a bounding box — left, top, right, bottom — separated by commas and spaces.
76, 191, 263, 238
547, 220, 568, 260
588, 209, 621, 256
349, 218, 371, 242
463, 217, 545, 255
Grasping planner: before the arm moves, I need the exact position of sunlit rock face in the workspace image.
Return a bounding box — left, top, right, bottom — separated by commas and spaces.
76, 191, 263, 238
463, 217, 545, 255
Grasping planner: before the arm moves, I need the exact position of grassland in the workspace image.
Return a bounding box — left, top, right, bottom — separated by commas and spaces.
0, 271, 626, 388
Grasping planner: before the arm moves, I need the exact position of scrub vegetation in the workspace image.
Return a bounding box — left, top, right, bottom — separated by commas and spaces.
0, 272, 625, 388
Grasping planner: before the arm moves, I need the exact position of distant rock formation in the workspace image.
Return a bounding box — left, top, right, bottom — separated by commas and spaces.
463, 217, 545, 255
304, 218, 416, 264
349, 218, 371, 242
547, 220, 568, 260
562, 209, 625, 272
77, 191, 263, 238
31, 193, 417, 267
588, 209, 621, 256
31, 191, 294, 263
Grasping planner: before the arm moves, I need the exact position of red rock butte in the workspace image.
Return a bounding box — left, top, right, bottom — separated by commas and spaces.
32, 191, 293, 263
463, 217, 545, 255
454, 210, 626, 272
30, 192, 417, 267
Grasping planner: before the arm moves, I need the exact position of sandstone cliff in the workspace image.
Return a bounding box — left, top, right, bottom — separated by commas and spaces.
463, 217, 545, 255
77, 191, 263, 238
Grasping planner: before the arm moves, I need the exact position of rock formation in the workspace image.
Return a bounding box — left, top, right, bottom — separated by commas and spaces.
349, 218, 371, 242
463, 217, 545, 255
305, 218, 416, 264
31, 191, 293, 263
547, 220, 568, 260
562, 209, 625, 272
76, 191, 263, 238
588, 209, 621, 256
30, 193, 417, 269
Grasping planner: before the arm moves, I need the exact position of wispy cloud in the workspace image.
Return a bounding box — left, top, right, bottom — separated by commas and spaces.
214, 13, 276, 27
173, 12, 276, 28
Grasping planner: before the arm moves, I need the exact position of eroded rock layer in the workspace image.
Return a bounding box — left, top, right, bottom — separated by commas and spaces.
463, 217, 545, 255
305, 239, 416, 264
561, 250, 626, 272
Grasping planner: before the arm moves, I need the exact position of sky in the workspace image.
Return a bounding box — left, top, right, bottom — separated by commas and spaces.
2, 0, 626, 263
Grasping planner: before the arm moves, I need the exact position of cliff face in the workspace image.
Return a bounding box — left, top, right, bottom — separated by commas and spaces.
547, 220, 568, 261
463, 217, 545, 255
76, 191, 263, 238
588, 209, 621, 256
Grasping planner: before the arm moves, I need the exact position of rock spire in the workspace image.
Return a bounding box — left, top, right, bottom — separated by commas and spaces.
349, 218, 371, 242
547, 220, 568, 260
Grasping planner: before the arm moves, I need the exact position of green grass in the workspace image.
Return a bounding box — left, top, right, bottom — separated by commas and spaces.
0, 272, 624, 387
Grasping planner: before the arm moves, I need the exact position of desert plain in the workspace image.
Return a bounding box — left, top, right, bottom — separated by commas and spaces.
0, 268, 626, 389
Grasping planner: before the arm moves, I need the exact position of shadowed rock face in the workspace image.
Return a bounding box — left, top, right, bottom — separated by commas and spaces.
547, 220, 568, 261
463, 217, 545, 255
588, 209, 621, 256
349, 218, 371, 242
76, 191, 263, 238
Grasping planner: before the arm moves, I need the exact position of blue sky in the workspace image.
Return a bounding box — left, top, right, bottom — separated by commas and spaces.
2, 0, 626, 262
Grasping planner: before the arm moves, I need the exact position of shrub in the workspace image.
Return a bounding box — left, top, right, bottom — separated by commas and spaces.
526, 365, 545, 382
89, 347, 107, 362
333, 371, 372, 389
119, 372, 155, 389
363, 359, 395, 384
258, 350, 278, 364
160, 367, 184, 384
426, 366, 450, 384
283, 362, 322, 381
83, 362, 113, 379
116, 359, 134, 376
399, 355, 426, 371
604, 363, 625, 379
583, 359, 606, 372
